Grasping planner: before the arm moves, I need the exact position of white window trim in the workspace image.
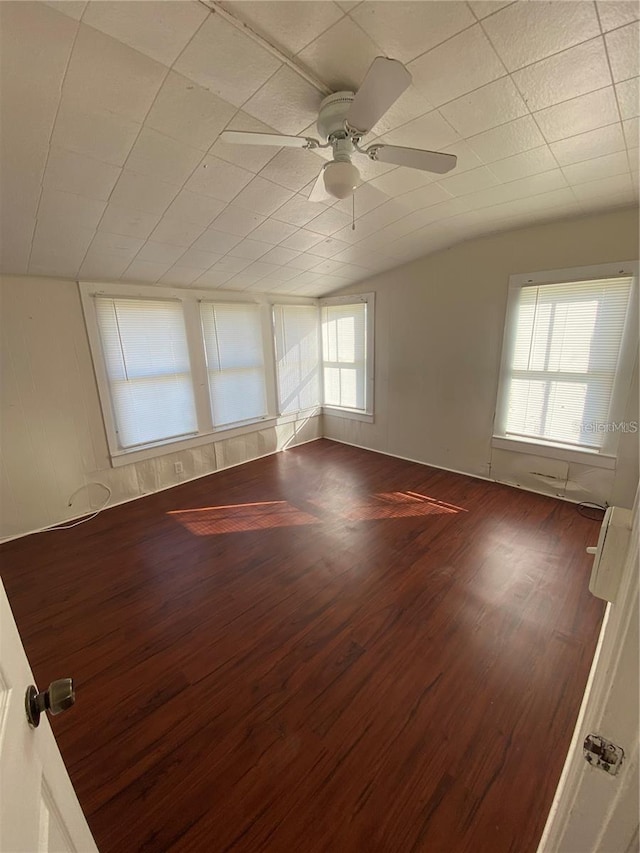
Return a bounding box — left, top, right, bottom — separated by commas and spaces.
79, 281, 318, 467
492, 260, 638, 465
319, 292, 375, 423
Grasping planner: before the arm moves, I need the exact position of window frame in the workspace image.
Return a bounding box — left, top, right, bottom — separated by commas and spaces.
80, 282, 317, 467
492, 261, 638, 468
319, 293, 375, 423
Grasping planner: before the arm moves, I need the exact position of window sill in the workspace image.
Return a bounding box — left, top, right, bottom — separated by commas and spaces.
322, 406, 374, 424
109, 409, 321, 468
491, 435, 616, 470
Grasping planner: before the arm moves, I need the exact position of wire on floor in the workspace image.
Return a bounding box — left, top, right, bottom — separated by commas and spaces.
37, 483, 112, 533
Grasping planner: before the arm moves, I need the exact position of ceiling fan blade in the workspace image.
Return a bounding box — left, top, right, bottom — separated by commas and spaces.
346, 57, 412, 134
308, 167, 330, 203
219, 130, 319, 149
367, 144, 457, 174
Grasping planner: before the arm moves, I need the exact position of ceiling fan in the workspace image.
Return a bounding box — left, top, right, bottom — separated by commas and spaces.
219, 56, 457, 203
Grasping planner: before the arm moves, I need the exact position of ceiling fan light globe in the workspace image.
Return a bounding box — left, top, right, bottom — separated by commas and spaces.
323, 161, 360, 199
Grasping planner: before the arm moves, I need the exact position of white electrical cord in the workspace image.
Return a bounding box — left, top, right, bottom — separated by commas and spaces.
37, 483, 112, 533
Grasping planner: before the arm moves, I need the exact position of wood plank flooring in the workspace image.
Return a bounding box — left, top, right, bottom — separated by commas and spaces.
0, 439, 605, 853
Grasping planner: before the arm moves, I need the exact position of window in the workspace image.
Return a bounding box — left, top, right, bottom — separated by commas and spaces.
321, 295, 374, 415
495, 266, 636, 456
273, 304, 321, 414
200, 302, 267, 427
94, 297, 197, 449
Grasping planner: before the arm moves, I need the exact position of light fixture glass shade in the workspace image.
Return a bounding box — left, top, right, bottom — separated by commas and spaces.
323, 161, 360, 199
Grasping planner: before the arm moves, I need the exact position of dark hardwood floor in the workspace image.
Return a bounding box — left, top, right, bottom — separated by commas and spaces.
0, 439, 604, 853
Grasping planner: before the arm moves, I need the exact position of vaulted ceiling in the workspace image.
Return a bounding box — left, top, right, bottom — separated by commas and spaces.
0, 0, 638, 296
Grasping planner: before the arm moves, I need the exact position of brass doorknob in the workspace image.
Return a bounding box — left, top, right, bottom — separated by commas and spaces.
25, 678, 75, 727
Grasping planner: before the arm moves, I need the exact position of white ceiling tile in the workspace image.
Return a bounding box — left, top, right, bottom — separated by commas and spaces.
29, 246, 86, 279
511, 38, 610, 112
44, 1, 87, 20
439, 77, 528, 138
185, 155, 254, 201
382, 111, 460, 150
305, 207, 353, 236
286, 252, 323, 271
0, 215, 35, 274
468, 1, 513, 19
177, 247, 223, 269
396, 182, 452, 210
221, 0, 343, 55
52, 102, 141, 167
297, 17, 381, 91
210, 112, 280, 174
623, 117, 639, 147
193, 268, 235, 288
43, 147, 121, 200
79, 251, 132, 280
467, 115, 546, 163
489, 146, 558, 182
32, 219, 95, 258
550, 123, 626, 166
160, 266, 204, 287
228, 239, 272, 260
464, 169, 568, 209
82, 1, 208, 66
164, 190, 226, 227
148, 217, 207, 248
210, 205, 266, 237
280, 229, 325, 251
89, 231, 145, 259
110, 170, 180, 215
212, 255, 254, 275
173, 13, 281, 108
482, 1, 600, 72
38, 187, 107, 230
351, 1, 475, 64
125, 128, 203, 186
605, 22, 640, 82
562, 150, 630, 185
597, 1, 639, 32
123, 258, 173, 283
259, 247, 302, 266
192, 229, 243, 254
408, 25, 505, 107
616, 77, 640, 119
261, 264, 305, 283
136, 240, 185, 264
440, 140, 486, 174
232, 176, 295, 215
244, 67, 322, 136
63, 24, 166, 122
98, 204, 161, 240
145, 72, 237, 152
436, 166, 500, 196
369, 167, 430, 196
250, 219, 299, 244
306, 237, 352, 258
258, 148, 325, 192
272, 194, 330, 226
534, 86, 620, 143
571, 171, 634, 200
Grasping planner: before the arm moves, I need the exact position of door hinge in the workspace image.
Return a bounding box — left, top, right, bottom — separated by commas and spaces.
583, 733, 624, 776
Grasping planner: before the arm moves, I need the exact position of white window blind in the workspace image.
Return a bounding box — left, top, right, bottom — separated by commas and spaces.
200, 301, 267, 427
321, 302, 367, 411
273, 305, 320, 414
95, 297, 197, 449
500, 276, 633, 449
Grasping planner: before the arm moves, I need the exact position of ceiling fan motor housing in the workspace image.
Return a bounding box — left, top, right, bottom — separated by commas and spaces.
317, 91, 355, 141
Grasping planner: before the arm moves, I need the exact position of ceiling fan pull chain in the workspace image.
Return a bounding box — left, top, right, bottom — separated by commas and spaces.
352, 192, 356, 231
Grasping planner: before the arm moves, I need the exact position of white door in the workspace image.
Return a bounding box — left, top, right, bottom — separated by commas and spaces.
0, 578, 98, 852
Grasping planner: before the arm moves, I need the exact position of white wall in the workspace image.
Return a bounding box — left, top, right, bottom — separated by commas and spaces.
324, 207, 639, 507
0, 275, 321, 540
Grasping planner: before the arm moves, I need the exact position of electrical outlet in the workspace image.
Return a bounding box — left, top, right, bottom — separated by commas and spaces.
174, 462, 184, 475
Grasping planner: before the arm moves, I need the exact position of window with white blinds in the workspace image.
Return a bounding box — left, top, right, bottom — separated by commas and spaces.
498, 276, 633, 450
321, 301, 368, 411
95, 297, 197, 449
200, 301, 267, 427
273, 305, 321, 414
